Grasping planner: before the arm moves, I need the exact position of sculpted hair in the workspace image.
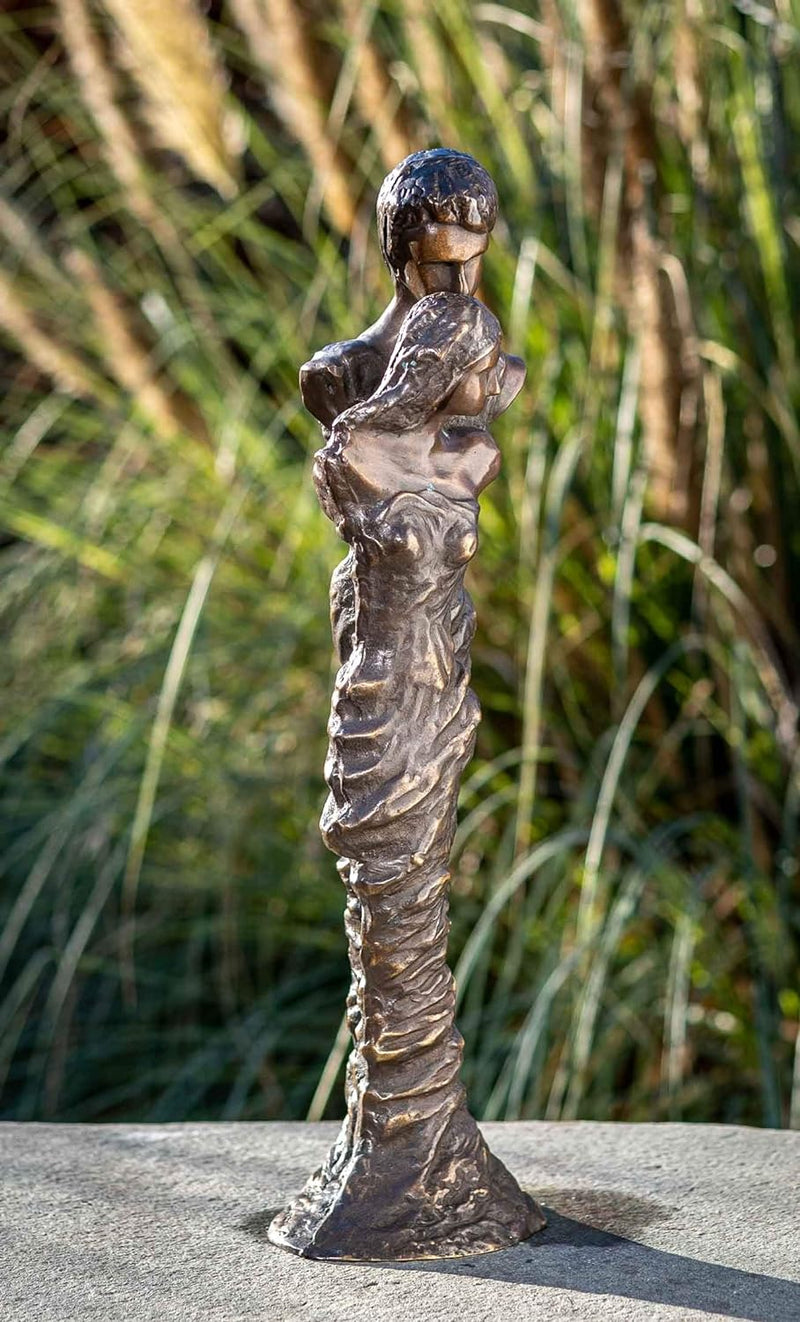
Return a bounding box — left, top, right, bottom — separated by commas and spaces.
377, 149, 498, 278
333, 292, 501, 437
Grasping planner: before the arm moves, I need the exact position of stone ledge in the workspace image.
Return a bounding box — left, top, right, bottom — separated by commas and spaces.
2, 1120, 799, 1321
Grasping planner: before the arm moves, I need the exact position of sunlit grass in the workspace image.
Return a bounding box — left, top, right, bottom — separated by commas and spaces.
0, 0, 798, 1129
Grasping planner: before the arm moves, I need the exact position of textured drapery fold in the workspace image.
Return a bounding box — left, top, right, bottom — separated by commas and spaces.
269, 482, 544, 1260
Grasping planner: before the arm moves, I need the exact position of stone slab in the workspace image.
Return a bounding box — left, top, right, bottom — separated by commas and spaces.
2, 1120, 798, 1321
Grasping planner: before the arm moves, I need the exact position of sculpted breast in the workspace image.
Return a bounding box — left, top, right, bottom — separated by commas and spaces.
362, 491, 479, 567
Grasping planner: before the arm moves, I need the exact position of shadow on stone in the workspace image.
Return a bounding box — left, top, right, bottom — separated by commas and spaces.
242, 1187, 800, 1322
532, 1186, 673, 1236
392, 1190, 800, 1322
239, 1209, 282, 1239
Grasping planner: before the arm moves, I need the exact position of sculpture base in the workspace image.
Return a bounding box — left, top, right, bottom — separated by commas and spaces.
268, 1105, 545, 1261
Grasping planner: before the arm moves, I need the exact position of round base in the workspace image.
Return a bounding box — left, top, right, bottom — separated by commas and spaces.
267, 1110, 546, 1261
267, 1196, 546, 1262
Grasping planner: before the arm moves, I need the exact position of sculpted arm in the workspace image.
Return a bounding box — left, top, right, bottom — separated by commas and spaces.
300, 339, 386, 428
299, 344, 356, 428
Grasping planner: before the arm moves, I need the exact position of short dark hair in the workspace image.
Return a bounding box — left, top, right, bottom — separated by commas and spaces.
377, 148, 498, 277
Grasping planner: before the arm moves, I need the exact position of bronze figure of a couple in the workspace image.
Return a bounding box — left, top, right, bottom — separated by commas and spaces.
301, 147, 524, 490
269, 150, 544, 1262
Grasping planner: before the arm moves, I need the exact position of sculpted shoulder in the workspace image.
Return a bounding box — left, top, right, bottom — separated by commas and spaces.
300, 338, 387, 427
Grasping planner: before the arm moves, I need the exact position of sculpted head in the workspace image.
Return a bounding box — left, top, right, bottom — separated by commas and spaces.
377, 149, 498, 300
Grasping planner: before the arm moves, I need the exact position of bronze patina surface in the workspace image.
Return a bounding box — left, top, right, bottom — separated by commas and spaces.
269, 151, 545, 1262
298, 148, 525, 431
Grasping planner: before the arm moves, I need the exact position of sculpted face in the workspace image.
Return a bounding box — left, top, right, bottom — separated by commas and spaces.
443, 344, 503, 417
402, 225, 489, 299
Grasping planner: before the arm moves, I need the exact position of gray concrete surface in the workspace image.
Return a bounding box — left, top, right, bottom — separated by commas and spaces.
2, 1120, 798, 1321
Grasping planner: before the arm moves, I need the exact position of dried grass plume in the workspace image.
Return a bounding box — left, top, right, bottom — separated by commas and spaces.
100, 0, 240, 198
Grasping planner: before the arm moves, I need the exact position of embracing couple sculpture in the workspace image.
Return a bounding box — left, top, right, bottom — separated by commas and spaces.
268, 149, 545, 1261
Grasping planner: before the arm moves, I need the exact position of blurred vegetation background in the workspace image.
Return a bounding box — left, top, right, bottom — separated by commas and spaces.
1, 0, 799, 1129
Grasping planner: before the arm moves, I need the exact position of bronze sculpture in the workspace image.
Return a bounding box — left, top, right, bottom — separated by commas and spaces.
269, 151, 545, 1261
299, 148, 525, 431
